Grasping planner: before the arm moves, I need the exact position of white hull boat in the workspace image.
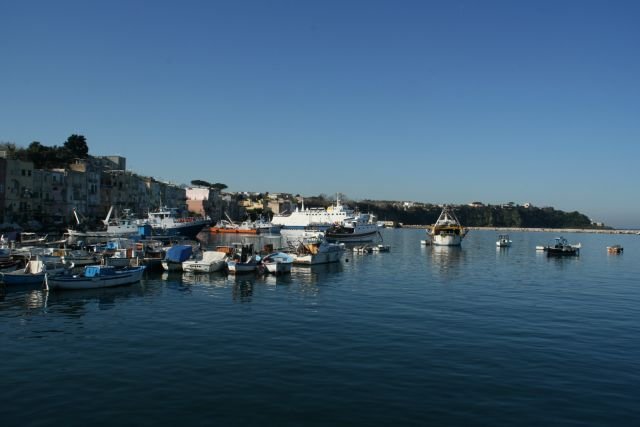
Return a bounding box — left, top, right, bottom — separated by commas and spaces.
426, 206, 468, 247
288, 236, 345, 265
182, 251, 226, 273
496, 234, 512, 247
261, 252, 294, 274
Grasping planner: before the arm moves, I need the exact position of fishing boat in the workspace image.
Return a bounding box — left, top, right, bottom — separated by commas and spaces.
496, 234, 512, 247
261, 252, 294, 274
67, 207, 142, 244
182, 250, 227, 273
145, 206, 211, 238
426, 206, 468, 246
545, 237, 580, 256
45, 265, 146, 290
287, 234, 345, 265
226, 244, 259, 274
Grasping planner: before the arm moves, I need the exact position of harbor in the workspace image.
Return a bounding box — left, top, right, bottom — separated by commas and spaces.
2, 228, 639, 426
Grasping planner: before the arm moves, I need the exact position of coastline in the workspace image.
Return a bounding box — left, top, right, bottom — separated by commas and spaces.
400, 225, 640, 235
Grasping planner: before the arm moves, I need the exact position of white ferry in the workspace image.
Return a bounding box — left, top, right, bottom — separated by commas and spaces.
272, 195, 355, 232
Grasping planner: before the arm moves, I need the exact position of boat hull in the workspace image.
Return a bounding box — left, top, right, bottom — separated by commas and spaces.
226, 261, 257, 274
431, 234, 463, 246
264, 261, 292, 274
325, 229, 379, 243
153, 221, 209, 239
182, 260, 225, 273
47, 267, 145, 290
292, 250, 344, 265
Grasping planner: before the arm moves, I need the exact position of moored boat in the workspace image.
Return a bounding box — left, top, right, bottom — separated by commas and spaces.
287, 234, 345, 265
545, 237, 580, 256
261, 252, 294, 274
45, 265, 146, 290
272, 194, 354, 234
496, 234, 512, 248
1, 259, 67, 285
67, 207, 142, 244
182, 250, 227, 273
146, 206, 211, 238
607, 245, 623, 254
324, 213, 380, 243
226, 244, 259, 274
426, 206, 468, 246
161, 244, 194, 271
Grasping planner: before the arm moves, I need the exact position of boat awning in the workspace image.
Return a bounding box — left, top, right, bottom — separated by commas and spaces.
165, 245, 193, 262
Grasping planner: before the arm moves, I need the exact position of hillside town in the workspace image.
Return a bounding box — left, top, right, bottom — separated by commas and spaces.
0, 149, 297, 232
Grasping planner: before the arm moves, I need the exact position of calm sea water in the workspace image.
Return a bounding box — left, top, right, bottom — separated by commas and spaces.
2, 229, 639, 426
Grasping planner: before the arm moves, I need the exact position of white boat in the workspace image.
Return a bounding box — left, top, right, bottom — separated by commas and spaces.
45, 265, 146, 290
145, 206, 211, 238
182, 250, 227, 273
226, 244, 259, 274
426, 206, 468, 246
287, 234, 345, 265
496, 234, 512, 247
273, 194, 357, 233
324, 213, 381, 243
67, 207, 142, 243
1, 259, 67, 285
261, 252, 294, 274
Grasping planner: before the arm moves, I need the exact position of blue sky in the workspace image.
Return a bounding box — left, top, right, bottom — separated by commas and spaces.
2, 0, 639, 227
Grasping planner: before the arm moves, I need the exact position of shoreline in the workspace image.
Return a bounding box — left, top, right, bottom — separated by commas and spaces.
400, 225, 639, 235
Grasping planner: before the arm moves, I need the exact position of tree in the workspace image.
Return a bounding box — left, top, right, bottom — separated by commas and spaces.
63, 134, 89, 158
191, 179, 212, 187
211, 182, 227, 190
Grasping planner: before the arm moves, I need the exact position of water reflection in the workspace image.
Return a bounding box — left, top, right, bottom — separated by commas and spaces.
42, 284, 148, 318
261, 273, 293, 287
292, 263, 343, 286
427, 245, 464, 278
231, 277, 255, 303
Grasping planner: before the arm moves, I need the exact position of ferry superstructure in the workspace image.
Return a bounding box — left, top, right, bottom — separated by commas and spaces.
272, 196, 355, 231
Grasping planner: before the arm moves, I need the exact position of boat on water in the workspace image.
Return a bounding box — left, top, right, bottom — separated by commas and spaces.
1, 259, 67, 285
607, 245, 623, 254
261, 252, 294, 274
496, 234, 512, 248
426, 206, 468, 246
210, 219, 257, 234
324, 213, 381, 243
182, 250, 227, 273
45, 265, 146, 290
211, 213, 281, 235
67, 207, 141, 244
161, 244, 194, 272
145, 206, 211, 238
226, 244, 260, 274
544, 236, 581, 256
273, 194, 358, 234
286, 234, 345, 265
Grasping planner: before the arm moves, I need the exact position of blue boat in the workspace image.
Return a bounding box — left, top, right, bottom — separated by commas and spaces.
45, 265, 146, 290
